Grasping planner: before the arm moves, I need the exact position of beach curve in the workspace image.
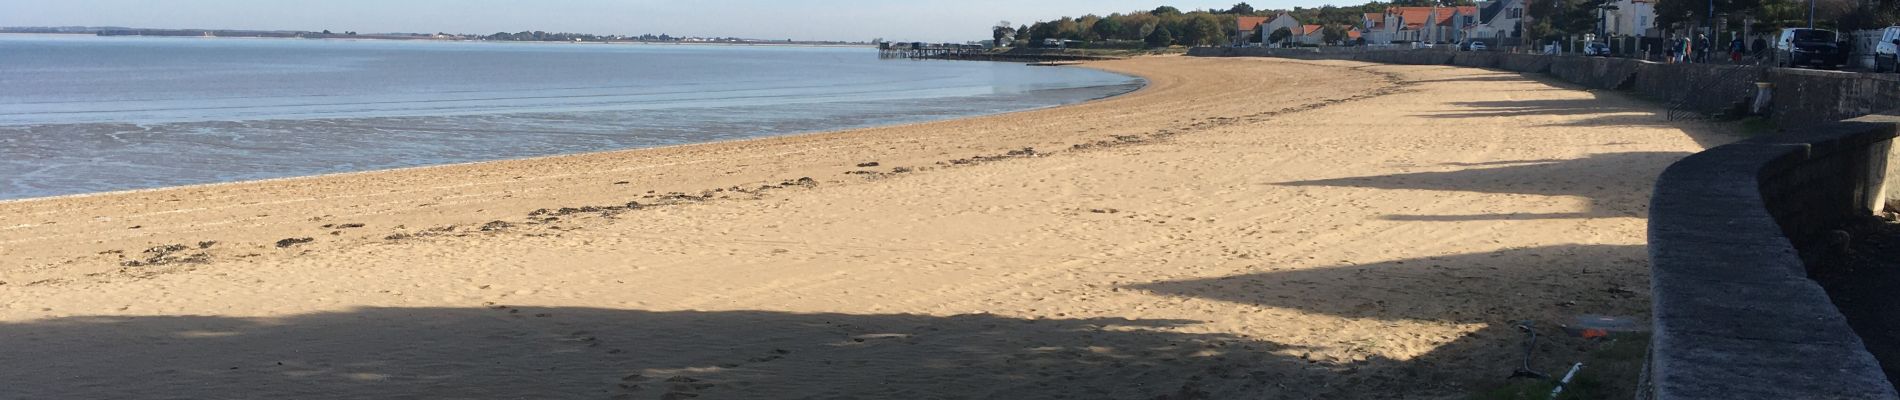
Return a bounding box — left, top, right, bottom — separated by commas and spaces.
0, 56, 1725, 398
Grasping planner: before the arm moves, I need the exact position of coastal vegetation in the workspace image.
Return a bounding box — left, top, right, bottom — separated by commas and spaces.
0, 26, 871, 45
989, 3, 1423, 49
996, 0, 1897, 50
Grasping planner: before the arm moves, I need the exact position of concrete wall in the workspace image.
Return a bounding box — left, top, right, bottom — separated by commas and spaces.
1187, 48, 1900, 126
1766, 70, 1900, 128
1646, 117, 1900, 400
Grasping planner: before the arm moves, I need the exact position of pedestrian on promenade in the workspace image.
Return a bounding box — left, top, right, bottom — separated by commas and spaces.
1667, 36, 1680, 63
1694, 34, 1709, 63
1671, 36, 1687, 63
1729, 37, 1744, 63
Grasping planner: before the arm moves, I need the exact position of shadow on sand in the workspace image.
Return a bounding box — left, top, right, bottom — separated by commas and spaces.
1132, 244, 1652, 398
1414, 70, 1736, 148
1276, 152, 1690, 221
4, 245, 1647, 399
5, 307, 1307, 399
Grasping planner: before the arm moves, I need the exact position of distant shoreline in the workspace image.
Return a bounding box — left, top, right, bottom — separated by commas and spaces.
0, 31, 877, 48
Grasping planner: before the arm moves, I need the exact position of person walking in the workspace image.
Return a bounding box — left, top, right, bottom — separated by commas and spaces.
1694, 34, 1709, 63
1670, 36, 1686, 63
1729, 37, 1745, 63
1666, 35, 1678, 63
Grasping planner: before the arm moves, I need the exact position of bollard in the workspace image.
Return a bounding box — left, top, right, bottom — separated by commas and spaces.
1752, 82, 1774, 115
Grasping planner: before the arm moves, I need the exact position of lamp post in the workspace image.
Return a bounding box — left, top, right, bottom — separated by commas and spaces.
1705, 0, 1714, 37
1808, 0, 1815, 29
1599, 3, 1607, 40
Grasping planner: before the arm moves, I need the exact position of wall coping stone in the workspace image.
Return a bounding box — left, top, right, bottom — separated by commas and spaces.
1648, 119, 1900, 400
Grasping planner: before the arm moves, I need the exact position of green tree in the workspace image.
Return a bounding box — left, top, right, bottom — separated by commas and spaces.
1527, 0, 1580, 40
1179, 13, 1229, 46
1122, 14, 1162, 40
992, 21, 1016, 46
1153, 6, 1183, 16
1091, 17, 1126, 41
1269, 26, 1294, 45
1322, 25, 1347, 44
1229, 2, 1257, 14
1075, 15, 1102, 40
1654, 0, 1769, 30
1051, 17, 1084, 41
1145, 26, 1176, 48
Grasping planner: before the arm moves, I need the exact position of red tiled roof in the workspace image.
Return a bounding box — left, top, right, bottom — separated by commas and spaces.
1236, 16, 1270, 32
1390, 7, 1434, 28
1302, 24, 1323, 35
1387, 6, 1480, 29
1347, 29, 1363, 39
1439, 6, 1479, 25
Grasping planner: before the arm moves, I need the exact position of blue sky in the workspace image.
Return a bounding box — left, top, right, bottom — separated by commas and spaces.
0, 0, 1337, 42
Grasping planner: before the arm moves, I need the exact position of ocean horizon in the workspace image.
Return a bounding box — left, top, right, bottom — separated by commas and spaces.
0, 34, 1142, 200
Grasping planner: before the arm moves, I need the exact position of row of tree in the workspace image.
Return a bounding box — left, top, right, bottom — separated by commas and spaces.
999, 1, 1896, 49
482, 31, 743, 42
990, 2, 1470, 48
992, 7, 1236, 48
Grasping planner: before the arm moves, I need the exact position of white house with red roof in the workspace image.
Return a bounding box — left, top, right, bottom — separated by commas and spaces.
1296, 24, 1323, 45
1256, 14, 1304, 46
1233, 15, 1271, 46
1362, 12, 1391, 43
1363, 6, 1480, 44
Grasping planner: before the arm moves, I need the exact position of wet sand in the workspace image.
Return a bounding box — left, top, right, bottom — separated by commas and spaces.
0, 57, 1729, 398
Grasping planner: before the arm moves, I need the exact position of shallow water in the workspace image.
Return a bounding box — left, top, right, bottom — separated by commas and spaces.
0, 35, 1142, 200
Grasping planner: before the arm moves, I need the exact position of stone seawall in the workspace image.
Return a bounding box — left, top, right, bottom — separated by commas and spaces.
1187, 47, 1900, 126
1646, 117, 1900, 399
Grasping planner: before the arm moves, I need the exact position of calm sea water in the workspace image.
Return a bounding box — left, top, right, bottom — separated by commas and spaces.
0, 35, 1142, 200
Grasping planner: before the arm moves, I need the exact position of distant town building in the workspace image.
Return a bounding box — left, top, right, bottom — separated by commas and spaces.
1470, 0, 1526, 44
1234, 16, 1271, 46
1363, 6, 1479, 44
1604, 0, 1658, 37
1258, 14, 1304, 46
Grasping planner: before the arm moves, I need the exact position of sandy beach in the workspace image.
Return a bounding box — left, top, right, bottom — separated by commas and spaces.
0, 56, 1728, 398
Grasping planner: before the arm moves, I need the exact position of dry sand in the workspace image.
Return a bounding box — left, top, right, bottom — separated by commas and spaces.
0, 57, 1730, 399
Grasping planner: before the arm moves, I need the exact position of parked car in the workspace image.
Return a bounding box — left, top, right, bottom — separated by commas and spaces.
1583, 42, 1611, 56
1878, 26, 1900, 72
1462, 40, 1487, 51
1774, 28, 1846, 69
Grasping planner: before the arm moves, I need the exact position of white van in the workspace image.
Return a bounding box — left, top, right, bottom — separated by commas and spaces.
1879, 26, 1900, 72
